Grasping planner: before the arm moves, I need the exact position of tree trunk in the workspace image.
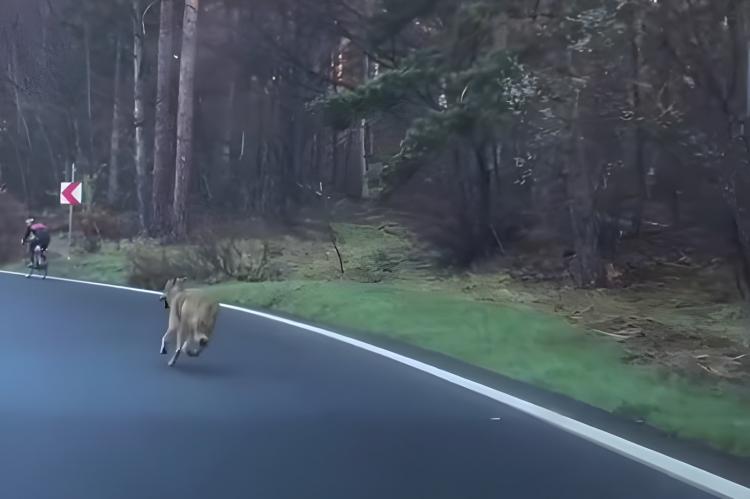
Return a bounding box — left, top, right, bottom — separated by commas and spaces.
564, 89, 606, 288
84, 23, 96, 179
629, 5, 647, 235
357, 117, 369, 198
343, 54, 368, 199
473, 141, 492, 254
132, 0, 149, 233
152, 0, 176, 234
356, 52, 369, 199
8, 46, 31, 206
73, 119, 84, 177
172, 0, 200, 239
35, 114, 60, 186
215, 4, 239, 209
330, 131, 340, 190
358, 38, 371, 199
333, 36, 364, 198
218, 78, 236, 186
10, 138, 29, 208
107, 34, 123, 207
347, 0, 374, 199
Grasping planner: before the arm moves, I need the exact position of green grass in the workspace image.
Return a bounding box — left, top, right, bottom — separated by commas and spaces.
207, 280, 750, 457
4, 248, 128, 284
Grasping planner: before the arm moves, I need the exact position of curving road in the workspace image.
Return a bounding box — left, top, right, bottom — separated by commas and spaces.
0, 273, 748, 499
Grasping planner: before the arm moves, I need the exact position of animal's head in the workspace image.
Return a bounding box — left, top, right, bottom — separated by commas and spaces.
187, 331, 212, 357
159, 277, 187, 309
185, 302, 218, 357
197, 328, 212, 348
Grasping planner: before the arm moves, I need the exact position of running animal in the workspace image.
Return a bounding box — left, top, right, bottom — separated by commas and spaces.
159, 277, 220, 367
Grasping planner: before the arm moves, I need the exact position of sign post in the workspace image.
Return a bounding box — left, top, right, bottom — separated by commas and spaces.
69, 163, 75, 257
60, 163, 82, 258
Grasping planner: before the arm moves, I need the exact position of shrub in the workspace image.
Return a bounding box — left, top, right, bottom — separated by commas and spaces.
126, 237, 282, 289
78, 208, 135, 253
188, 237, 281, 283
126, 245, 196, 290
0, 193, 26, 265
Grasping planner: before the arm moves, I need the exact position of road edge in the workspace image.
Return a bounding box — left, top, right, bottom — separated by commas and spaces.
2, 270, 748, 499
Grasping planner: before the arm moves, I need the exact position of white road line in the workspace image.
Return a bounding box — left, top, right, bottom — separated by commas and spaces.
2, 270, 748, 499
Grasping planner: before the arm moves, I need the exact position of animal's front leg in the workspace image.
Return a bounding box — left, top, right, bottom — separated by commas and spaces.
168, 347, 181, 367
169, 339, 191, 366
168, 329, 185, 367
160, 328, 175, 355
185, 331, 200, 357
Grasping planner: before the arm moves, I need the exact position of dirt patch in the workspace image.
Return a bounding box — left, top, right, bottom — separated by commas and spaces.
584, 314, 750, 380
492, 235, 750, 384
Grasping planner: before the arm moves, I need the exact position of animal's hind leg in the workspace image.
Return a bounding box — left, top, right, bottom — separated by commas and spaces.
160, 328, 175, 355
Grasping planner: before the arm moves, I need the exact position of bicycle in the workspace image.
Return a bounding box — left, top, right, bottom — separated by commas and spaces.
25, 242, 48, 279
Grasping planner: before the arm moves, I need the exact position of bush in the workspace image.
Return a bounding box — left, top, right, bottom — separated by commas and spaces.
126, 238, 282, 290
0, 193, 26, 265
126, 245, 195, 290
79, 208, 134, 253
189, 237, 281, 283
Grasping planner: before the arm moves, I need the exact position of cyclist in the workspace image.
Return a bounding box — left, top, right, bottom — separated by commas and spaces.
21, 217, 50, 268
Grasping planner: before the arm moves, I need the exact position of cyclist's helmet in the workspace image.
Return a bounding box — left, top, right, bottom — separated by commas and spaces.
25, 217, 35, 226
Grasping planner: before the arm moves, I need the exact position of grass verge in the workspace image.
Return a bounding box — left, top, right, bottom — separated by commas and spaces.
207, 280, 750, 457
3, 248, 128, 284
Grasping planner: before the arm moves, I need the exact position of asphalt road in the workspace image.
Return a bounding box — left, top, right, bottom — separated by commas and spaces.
0, 274, 745, 499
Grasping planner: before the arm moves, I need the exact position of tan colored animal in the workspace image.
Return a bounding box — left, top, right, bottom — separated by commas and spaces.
159, 277, 220, 367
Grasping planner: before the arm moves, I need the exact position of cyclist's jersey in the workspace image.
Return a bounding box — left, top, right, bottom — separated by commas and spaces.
23, 223, 49, 244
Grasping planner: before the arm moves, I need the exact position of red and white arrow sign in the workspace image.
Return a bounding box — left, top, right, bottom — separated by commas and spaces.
60, 182, 82, 205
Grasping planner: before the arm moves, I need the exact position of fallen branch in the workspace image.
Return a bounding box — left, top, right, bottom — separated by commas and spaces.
489, 224, 506, 256
592, 329, 632, 340
592, 327, 643, 341
659, 261, 692, 269
569, 304, 593, 319
697, 363, 723, 377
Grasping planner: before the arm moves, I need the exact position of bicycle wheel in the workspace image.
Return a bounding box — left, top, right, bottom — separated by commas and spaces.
40, 251, 48, 279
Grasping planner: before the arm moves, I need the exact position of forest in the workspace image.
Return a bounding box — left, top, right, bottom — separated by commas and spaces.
1, 0, 749, 287
2, 0, 750, 455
